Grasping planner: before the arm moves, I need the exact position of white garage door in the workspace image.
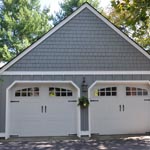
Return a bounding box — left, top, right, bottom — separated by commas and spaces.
90, 83, 150, 135
10, 83, 78, 137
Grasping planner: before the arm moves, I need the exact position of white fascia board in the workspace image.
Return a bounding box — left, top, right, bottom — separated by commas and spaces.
2, 71, 150, 75
0, 3, 150, 74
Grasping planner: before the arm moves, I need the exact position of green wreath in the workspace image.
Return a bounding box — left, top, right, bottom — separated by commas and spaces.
78, 96, 89, 108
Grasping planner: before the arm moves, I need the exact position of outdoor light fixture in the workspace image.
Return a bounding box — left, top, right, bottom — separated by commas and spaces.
81, 77, 88, 92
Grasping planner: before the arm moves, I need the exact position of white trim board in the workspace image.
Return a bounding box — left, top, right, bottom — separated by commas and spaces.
0, 3, 150, 74
89, 80, 150, 88
5, 80, 81, 139
0, 133, 6, 138
80, 131, 90, 136
2, 71, 150, 75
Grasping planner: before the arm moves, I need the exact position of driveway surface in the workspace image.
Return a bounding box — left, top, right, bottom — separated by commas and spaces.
0, 136, 149, 150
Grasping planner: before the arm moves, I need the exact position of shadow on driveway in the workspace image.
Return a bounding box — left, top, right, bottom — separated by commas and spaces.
0, 136, 150, 150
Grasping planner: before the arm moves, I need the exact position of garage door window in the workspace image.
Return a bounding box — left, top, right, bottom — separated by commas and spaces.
49, 87, 72, 97
126, 87, 148, 96
95, 87, 117, 96
15, 87, 39, 97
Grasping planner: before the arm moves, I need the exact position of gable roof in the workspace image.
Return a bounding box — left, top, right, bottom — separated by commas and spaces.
0, 3, 150, 74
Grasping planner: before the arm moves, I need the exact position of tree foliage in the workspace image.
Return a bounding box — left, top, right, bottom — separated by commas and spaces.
0, 0, 52, 62
108, 0, 150, 50
53, 0, 101, 25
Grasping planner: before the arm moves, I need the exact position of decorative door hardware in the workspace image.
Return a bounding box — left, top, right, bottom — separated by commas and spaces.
144, 99, 150, 101
41, 105, 47, 113
68, 100, 77, 102
119, 104, 125, 112
10, 100, 20, 103
90, 100, 99, 102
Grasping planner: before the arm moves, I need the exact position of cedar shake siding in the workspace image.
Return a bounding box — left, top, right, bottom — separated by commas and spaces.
6, 8, 150, 71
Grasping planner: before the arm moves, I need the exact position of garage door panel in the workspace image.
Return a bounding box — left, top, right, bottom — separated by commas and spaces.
90, 83, 150, 135
45, 101, 77, 135
124, 98, 149, 133
10, 83, 78, 137
92, 119, 125, 135
19, 103, 42, 115
46, 120, 76, 135
91, 100, 121, 134
10, 103, 43, 120
19, 120, 45, 136
10, 102, 43, 136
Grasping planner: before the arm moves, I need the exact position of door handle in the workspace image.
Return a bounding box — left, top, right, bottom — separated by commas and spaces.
144, 99, 150, 101
122, 105, 125, 112
41, 106, 43, 113
119, 105, 125, 112
90, 100, 99, 102
45, 106, 47, 113
119, 105, 121, 112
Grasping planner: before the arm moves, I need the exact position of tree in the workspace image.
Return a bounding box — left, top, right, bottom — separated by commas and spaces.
108, 0, 150, 50
0, 0, 52, 62
53, 0, 101, 25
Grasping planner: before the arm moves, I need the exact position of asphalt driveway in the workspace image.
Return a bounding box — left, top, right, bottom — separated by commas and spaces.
0, 136, 149, 150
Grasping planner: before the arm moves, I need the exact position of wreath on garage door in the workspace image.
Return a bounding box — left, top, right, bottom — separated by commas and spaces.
78, 96, 89, 108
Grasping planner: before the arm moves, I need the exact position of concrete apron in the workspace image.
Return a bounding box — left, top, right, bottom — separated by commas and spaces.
0, 134, 149, 142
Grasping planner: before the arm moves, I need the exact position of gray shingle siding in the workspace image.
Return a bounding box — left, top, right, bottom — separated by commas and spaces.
6, 8, 150, 71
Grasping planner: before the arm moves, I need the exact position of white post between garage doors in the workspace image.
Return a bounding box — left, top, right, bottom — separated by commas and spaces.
88, 80, 150, 137
5, 80, 81, 139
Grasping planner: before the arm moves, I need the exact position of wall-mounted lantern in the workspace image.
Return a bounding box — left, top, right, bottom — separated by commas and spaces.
81, 77, 88, 92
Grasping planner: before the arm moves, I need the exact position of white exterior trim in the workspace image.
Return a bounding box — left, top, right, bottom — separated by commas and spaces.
88, 80, 150, 137
2, 71, 150, 75
0, 3, 150, 74
80, 131, 90, 136
90, 80, 150, 85
0, 133, 6, 138
5, 80, 81, 139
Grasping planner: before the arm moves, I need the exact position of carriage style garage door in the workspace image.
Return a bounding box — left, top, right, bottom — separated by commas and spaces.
90, 82, 150, 135
9, 82, 78, 137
